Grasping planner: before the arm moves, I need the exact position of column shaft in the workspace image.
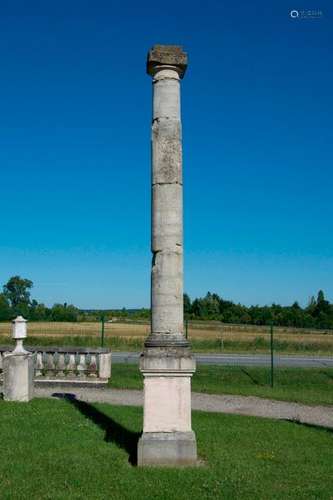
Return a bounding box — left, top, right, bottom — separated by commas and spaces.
150, 68, 185, 342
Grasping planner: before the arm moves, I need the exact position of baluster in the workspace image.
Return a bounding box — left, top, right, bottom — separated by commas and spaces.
46, 352, 56, 378
77, 353, 87, 378
75, 353, 80, 376
42, 352, 48, 376
63, 353, 69, 377
35, 352, 44, 377
85, 353, 91, 375
96, 353, 100, 375
66, 353, 76, 379
57, 353, 66, 378
54, 352, 59, 376
88, 354, 98, 377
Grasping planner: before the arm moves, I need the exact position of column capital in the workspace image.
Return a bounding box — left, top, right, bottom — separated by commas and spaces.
147, 45, 188, 79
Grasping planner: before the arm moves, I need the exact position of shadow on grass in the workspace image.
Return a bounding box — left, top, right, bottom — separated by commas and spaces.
285, 419, 333, 434
53, 393, 140, 465
322, 371, 333, 382
240, 368, 264, 386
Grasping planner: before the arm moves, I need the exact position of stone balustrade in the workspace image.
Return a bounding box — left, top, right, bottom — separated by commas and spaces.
0, 346, 111, 385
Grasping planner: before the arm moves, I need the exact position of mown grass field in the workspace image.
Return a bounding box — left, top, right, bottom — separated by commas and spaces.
108, 364, 333, 406
0, 399, 332, 499
0, 320, 332, 354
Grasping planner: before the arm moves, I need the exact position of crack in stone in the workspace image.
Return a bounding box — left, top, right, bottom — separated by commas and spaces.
152, 117, 180, 123
151, 250, 162, 267
152, 182, 183, 186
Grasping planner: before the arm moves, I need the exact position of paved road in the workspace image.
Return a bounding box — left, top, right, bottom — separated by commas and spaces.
111, 352, 333, 368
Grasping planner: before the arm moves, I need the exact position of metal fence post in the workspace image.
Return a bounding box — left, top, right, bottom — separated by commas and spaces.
101, 316, 105, 348
220, 322, 223, 351
270, 323, 274, 388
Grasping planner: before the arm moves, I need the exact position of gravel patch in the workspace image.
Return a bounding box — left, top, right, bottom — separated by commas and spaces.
35, 386, 333, 430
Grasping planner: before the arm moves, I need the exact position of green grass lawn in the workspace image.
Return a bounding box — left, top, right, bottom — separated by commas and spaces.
108, 364, 333, 406
0, 398, 332, 499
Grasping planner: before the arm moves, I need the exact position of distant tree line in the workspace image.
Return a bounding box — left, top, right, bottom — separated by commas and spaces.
0, 276, 332, 329
184, 290, 333, 329
0, 276, 150, 323
0, 276, 80, 322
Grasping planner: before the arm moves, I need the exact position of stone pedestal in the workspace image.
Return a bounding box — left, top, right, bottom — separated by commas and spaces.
98, 352, 112, 380
138, 348, 197, 466
3, 352, 34, 402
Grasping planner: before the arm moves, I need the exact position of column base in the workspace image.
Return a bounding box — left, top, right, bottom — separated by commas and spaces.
138, 431, 197, 466
138, 346, 197, 466
144, 334, 190, 348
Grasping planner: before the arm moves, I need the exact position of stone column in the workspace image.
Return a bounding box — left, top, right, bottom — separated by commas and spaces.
137, 45, 197, 466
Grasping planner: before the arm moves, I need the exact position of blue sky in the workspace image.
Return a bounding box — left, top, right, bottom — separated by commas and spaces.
0, 0, 332, 308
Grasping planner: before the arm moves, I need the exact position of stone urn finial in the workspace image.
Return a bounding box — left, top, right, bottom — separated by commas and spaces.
12, 315, 29, 354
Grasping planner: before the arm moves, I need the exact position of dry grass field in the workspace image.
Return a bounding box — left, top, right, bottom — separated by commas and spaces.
0, 321, 149, 338
0, 320, 332, 354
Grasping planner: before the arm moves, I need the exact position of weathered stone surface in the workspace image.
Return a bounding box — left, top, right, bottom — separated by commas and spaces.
149, 61, 184, 340
143, 333, 189, 348
98, 352, 112, 379
152, 184, 182, 251
152, 119, 182, 185
137, 431, 197, 466
143, 376, 192, 432
141, 350, 196, 434
153, 73, 180, 120
140, 347, 196, 371
151, 250, 183, 335
3, 352, 34, 402
147, 45, 188, 78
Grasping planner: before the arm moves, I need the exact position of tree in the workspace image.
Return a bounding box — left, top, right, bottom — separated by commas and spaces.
183, 293, 191, 316
313, 290, 330, 318
185, 290, 333, 329
308, 296, 316, 307
0, 293, 11, 321
317, 290, 325, 304
191, 298, 204, 318
29, 300, 49, 321
50, 303, 79, 322
3, 276, 33, 309
203, 292, 220, 318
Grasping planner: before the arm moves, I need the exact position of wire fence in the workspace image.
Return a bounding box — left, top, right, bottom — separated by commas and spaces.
0, 318, 333, 366
0, 319, 332, 400
0, 318, 332, 355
